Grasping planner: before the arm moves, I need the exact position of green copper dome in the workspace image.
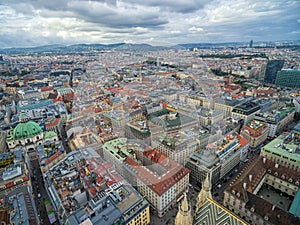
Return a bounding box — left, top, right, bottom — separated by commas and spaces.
13, 120, 43, 140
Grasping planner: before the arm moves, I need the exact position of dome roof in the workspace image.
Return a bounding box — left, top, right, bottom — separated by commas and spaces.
13, 121, 43, 140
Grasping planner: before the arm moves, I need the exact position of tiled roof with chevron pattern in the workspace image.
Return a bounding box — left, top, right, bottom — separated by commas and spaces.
194, 198, 249, 225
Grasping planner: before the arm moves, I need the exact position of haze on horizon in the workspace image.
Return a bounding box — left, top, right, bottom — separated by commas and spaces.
0, 0, 299, 48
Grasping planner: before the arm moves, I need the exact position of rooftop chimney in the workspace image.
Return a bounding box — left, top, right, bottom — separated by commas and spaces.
272, 205, 276, 211
249, 174, 253, 182
263, 158, 266, 164
243, 182, 247, 189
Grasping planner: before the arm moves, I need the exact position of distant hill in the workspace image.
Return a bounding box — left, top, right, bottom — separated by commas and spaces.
1, 40, 299, 54
0, 43, 174, 54
0, 43, 126, 54
115, 43, 170, 51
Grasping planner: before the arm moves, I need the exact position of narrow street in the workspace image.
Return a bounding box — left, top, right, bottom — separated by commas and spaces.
30, 158, 52, 225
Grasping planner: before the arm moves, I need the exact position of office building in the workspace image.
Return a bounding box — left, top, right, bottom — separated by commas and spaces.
214, 98, 243, 118
255, 105, 295, 138
241, 120, 269, 148
148, 108, 198, 135
186, 134, 248, 186
275, 69, 300, 88
153, 132, 198, 165
249, 40, 253, 48
232, 101, 261, 124
264, 60, 284, 84
260, 131, 300, 172
102, 138, 136, 176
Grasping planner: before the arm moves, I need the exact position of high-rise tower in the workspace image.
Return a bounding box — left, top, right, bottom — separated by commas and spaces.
264, 60, 284, 84
249, 40, 253, 48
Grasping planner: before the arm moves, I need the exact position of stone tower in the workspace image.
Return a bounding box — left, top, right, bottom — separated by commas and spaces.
175, 193, 193, 225
196, 173, 212, 212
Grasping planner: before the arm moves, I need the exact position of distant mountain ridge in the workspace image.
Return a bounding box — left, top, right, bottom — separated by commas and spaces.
0, 43, 126, 54
0, 43, 172, 54
0, 40, 299, 54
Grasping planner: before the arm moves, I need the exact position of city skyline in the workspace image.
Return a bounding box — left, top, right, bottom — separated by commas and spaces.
0, 0, 299, 48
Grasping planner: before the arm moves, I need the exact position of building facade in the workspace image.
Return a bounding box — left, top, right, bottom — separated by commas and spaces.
186, 134, 249, 186
260, 131, 300, 172
241, 120, 269, 148
153, 133, 198, 165
232, 101, 261, 125
223, 156, 300, 225
275, 69, 300, 88
264, 60, 284, 84
123, 148, 190, 217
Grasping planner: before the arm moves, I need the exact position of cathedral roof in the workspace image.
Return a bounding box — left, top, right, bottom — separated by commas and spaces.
13, 120, 42, 140
194, 198, 248, 225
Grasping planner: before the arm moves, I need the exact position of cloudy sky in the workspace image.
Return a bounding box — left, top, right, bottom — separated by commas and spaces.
0, 0, 299, 48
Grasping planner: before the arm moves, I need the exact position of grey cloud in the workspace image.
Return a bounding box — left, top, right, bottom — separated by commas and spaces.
69, 2, 167, 28
0, 0, 299, 48
7, 0, 168, 29
124, 0, 208, 13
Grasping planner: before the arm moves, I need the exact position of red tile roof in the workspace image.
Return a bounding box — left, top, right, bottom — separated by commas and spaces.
46, 118, 60, 127
238, 134, 248, 147
124, 149, 190, 196
40, 86, 53, 91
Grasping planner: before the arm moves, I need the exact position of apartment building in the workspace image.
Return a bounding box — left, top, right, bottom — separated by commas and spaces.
241, 120, 269, 148
186, 134, 249, 186
123, 148, 190, 217
45, 148, 150, 225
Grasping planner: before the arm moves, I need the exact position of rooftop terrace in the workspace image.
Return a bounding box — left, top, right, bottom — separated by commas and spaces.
103, 138, 135, 161
262, 132, 300, 163
245, 120, 266, 131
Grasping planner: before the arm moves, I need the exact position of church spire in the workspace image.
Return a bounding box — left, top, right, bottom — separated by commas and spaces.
175, 193, 193, 225
196, 173, 212, 212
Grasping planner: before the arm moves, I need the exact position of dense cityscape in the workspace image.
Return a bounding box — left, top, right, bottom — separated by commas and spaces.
0, 40, 299, 225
